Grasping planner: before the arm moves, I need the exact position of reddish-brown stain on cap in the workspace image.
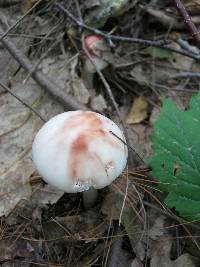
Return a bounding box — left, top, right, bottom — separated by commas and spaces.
65, 111, 120, 182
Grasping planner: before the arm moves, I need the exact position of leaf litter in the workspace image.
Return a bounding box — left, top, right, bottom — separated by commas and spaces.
1, 0, 200, 266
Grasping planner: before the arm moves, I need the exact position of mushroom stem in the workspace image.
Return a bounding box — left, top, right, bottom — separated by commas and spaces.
83, 187, 98, 209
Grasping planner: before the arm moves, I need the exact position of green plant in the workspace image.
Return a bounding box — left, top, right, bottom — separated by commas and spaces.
149, 92, 200, 220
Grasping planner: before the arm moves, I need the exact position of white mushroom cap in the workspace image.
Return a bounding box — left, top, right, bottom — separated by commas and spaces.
32, 111, 128, 193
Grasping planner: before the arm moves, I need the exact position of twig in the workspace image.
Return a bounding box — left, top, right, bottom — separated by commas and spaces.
177, 37, 200, 55
150, 81, 198, 93
0, 36, 87, 111
174, 0, 200, 46
55, 3, 169, 47
109, 131, 146, 165
56, 3, 200, 61
107, 224, 123, 267
168, 71, 200, 79
0, 80, 46, 122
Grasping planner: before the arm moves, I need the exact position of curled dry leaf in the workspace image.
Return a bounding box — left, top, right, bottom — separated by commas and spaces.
126, 97, 148, 124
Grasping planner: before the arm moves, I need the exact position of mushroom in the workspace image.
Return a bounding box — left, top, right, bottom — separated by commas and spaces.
82, 35, 111, 89
32, 110, 128, 208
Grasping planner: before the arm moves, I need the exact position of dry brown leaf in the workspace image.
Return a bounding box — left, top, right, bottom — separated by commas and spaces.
150, 237, 198, 267
130, 65, 148, 86
0, 73, 64, 217
90, 94, 107, 112
170, 43, 194, 71
41, 56, 91, 105
101, 178, 146, 260
126, 97, 148, 124
149, 215, 199, 267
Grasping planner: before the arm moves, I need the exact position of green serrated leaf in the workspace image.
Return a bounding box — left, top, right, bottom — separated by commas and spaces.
149, 92, 200, 220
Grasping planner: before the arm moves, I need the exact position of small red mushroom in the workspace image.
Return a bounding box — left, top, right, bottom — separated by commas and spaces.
82, 35, 111, 89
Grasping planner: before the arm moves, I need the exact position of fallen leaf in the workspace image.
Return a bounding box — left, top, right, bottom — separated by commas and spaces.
41, 56, 91, 104
130, 65, 148, 86
150, 237, 199, 267
0, 73, 64, 216
126, 97, 148, 124
170, 43, 194, 71
90, 94, 107, 112
101, 178, 146, 260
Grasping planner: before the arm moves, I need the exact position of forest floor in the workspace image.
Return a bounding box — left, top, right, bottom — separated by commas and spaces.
0, 0, 200, 266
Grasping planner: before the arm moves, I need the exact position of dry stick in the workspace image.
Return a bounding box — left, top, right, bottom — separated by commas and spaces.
174, 0, 200, 46
1, 36, 87, 111
107, 224, 123, 267
56, 3, 169, 47
168, 71, 200, 79
0, 80, 46, 122
56, 3, 200, 61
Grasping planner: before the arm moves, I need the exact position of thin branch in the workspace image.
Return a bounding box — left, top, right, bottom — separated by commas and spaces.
107, 224, 123, 267
0, 80, 46, 122
0, 35, 87, 111
55, 3, 200, 61
174, 0, 200, 46
150, 81, 199, 93
110, 131, 146, 165
162, 45, 200, 60
55, 3, 169, 47
168, 71, 200, 79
